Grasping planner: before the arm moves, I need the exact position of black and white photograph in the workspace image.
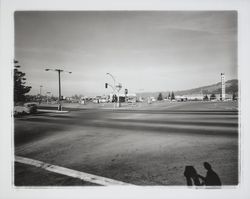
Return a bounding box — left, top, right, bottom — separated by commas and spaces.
1, 0, 250, 198
13, 11, 238, 186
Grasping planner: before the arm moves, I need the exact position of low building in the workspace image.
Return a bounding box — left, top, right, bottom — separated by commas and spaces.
175, 95, 188, 102
108, 93, 137, 103
208, 94, 233, 101
178, 94, 203, 101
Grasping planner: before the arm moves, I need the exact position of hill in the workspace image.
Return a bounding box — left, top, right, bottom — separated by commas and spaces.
175, 79, 238, 96
136, 79, 238, 98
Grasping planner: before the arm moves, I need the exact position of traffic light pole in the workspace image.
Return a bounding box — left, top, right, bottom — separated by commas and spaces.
106, 73, 122, 108
105, 82, 116, 109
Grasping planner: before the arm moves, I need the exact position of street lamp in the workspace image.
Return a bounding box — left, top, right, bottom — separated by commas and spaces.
106, 73, 122, 108
106, 73, 116, 87
45, 68, 72, 111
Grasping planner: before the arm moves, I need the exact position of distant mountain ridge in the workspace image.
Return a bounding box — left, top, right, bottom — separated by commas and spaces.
136, 79, 238, 98
175, 79, 238, 96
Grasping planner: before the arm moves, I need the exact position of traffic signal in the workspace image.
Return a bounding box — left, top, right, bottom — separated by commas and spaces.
125, 89, 128, 95
105, 83, 108, 88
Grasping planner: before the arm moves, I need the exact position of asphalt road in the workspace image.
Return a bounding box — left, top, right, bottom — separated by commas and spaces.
14, 101, 239, 186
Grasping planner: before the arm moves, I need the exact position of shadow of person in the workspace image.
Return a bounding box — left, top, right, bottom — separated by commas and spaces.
198, 162, 222, 186
184, 166, 202, 186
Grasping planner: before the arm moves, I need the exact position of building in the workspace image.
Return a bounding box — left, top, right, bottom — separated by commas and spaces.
180, 94, 203, 101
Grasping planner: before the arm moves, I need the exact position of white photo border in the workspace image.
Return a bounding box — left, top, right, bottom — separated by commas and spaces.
1, 0, 250, 198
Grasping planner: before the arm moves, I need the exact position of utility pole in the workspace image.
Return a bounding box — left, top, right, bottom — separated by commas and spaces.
45, 68, 72, 111
40, 85, 43, 96
46, 92, 51, 104
39, 85, 43, 104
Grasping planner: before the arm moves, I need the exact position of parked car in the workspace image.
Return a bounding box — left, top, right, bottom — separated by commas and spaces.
24, 102, 38, 113
14, 102, 38, 116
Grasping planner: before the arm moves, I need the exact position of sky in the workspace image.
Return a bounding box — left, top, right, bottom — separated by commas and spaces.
15, 11, 237, 97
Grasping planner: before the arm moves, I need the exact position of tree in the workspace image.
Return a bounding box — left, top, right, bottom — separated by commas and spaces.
157, 93, 163, 101
72, 94, 80, 100
203, 95, 209, 101
232, 93, 237, 101
14, 60, 31, 103
171, 91, 175, 100
168, 93, 171, 99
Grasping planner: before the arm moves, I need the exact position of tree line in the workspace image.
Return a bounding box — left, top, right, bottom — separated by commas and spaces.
157, 92, 175, 101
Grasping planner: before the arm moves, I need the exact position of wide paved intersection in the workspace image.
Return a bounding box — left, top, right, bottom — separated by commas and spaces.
14, 101, 238, 185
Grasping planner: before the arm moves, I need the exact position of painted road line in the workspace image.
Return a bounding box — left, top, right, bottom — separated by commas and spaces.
15, 156, 133, 186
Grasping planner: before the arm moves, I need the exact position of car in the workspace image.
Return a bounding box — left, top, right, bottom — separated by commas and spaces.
14, 106, 28, 116
24, 102, 38, 113
100, 98, 108, 103
14, 102, 38, 116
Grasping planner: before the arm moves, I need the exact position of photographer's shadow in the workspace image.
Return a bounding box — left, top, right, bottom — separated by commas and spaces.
184, 162, 221, 186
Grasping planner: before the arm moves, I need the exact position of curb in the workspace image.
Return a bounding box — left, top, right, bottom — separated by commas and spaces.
15, 156, 133, 186
37, 109, 69, 113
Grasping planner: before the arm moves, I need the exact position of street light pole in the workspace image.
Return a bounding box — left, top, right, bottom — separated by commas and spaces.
45, 68, 72, 111
106, 73, 122, 108
106, 73, 116, 87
